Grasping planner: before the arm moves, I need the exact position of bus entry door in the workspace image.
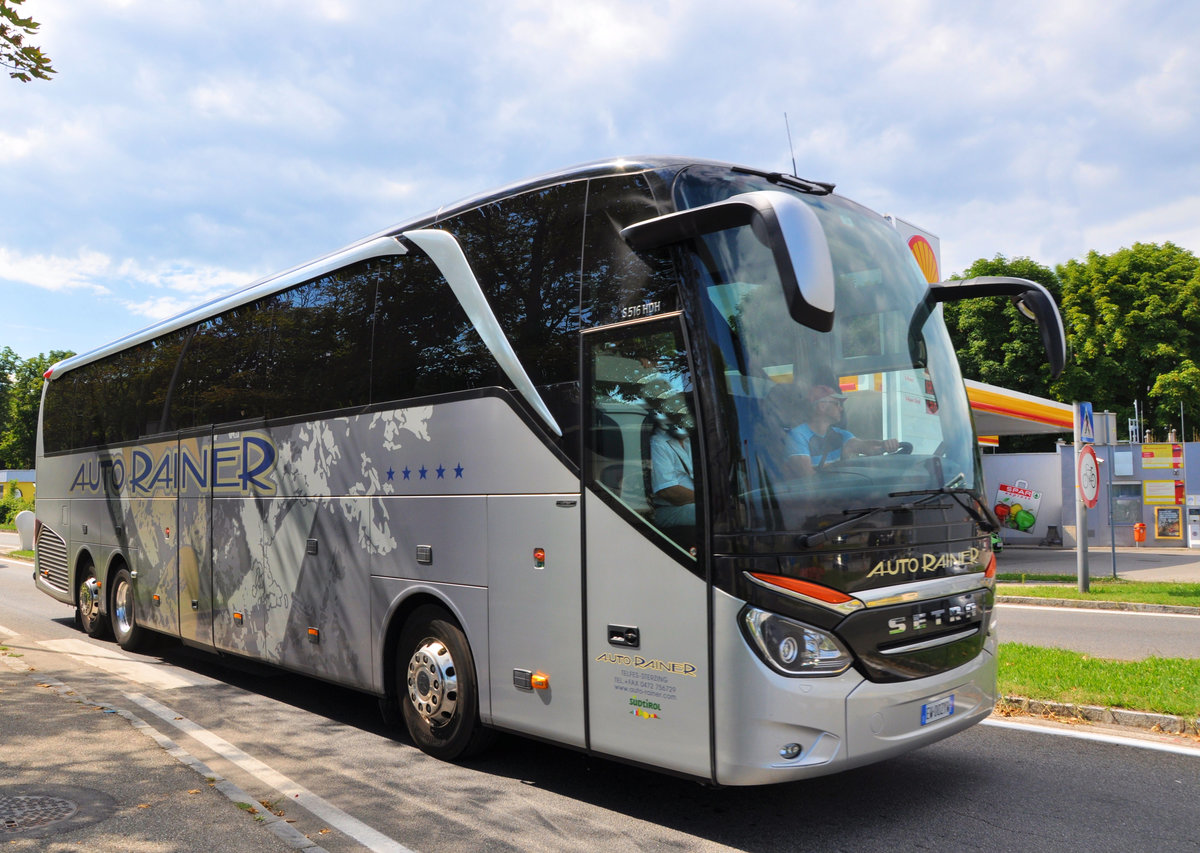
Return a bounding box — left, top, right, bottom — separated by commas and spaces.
583, 319, 713, 780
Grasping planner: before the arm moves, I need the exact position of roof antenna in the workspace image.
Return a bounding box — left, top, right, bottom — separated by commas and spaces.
784, 112, 798, 178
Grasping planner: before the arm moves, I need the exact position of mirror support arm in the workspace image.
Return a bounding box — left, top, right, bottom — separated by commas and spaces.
917, 276, 1067, 377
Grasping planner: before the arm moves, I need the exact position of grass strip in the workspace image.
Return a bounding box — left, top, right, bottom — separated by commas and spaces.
998, 642, 1200, 717
996, 577, 1200, 608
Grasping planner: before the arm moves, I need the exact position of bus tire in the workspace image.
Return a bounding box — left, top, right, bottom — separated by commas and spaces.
397, 606, 492, 761
111, 567, 148, 651
75, 557, 111, 640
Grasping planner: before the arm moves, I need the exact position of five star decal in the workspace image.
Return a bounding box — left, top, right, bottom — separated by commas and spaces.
384, 463, 465, 483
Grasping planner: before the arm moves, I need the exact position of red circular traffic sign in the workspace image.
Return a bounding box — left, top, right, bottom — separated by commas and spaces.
1077, 444, 1100, 508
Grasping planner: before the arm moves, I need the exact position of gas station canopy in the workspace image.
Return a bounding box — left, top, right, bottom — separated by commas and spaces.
965, 379, 1074, 438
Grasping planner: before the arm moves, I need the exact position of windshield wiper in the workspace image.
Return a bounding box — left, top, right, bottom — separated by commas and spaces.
888, 486, 999, 531
730, 166, 835, 195
795, 490, 956, 548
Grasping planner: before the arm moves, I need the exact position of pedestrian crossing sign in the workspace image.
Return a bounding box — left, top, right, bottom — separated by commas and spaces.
1079, 402, 1095, 444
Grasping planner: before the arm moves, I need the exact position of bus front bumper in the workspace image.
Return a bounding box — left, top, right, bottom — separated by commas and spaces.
713, 599, 997, 786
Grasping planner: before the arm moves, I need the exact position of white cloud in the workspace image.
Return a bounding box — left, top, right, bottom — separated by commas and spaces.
1083, 197, 1200, 259
0, 248, 113, 294
0, 246, 257, 313
187, 76, 344, 133
120, 294, 206, 322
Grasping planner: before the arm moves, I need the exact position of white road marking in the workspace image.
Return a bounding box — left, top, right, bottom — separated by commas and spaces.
0, 623, 18, 639
126, 692, 415, 853
983, 717, 1200, 757
38, 638, 213, 690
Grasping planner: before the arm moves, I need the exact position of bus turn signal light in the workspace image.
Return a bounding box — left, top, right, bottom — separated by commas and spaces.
749, 573, 854, 603
530, 672, 549, 689
745, 572, 864, 615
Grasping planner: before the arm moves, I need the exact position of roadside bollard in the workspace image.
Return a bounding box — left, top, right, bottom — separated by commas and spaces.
15, 509, 35, 551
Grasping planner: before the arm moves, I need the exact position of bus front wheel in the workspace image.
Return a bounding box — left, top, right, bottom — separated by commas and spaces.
396, 606, 491, 760
75, 559, 111, 640
111, 567, 148, 651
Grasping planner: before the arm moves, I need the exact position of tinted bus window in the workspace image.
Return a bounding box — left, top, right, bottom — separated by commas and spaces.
269, 265, 375, 418
372, 253, 504, 403
581, 174, 679, 328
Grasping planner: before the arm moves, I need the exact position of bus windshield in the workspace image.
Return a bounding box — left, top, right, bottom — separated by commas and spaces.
675, 170, 982, 541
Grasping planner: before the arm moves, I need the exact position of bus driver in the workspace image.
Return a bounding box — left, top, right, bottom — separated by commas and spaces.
788, 385, 899, 475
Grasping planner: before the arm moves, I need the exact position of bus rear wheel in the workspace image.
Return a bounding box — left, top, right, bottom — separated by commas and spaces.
396, 606, 492, 760
75, 559, 111, 640
111, 567, 148, 651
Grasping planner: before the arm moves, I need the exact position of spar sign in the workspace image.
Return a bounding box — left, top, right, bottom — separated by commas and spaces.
994, 480, 1042, 533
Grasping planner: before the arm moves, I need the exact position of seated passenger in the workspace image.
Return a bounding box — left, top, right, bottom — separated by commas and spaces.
649, 417, 695, 528
787, 385, 898, 474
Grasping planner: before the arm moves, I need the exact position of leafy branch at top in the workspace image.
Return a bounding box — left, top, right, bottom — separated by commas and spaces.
1, 0, 55, 82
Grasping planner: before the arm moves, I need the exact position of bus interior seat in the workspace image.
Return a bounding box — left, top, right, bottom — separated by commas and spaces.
592, 411, 625, 493
842, 389, 884, 440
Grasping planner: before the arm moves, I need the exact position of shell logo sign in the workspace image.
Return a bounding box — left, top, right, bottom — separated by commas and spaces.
886, 215, 942, 285
908, 235, 940, 284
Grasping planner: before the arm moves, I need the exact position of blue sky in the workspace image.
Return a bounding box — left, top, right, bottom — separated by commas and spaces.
2, 0, 1198, 361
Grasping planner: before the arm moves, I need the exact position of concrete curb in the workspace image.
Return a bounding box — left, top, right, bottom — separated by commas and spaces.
997, 595, 1200, 615
999, 695, 1200, 736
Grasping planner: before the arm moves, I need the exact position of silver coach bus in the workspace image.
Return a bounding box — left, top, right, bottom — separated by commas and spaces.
34, 157, 1065, 785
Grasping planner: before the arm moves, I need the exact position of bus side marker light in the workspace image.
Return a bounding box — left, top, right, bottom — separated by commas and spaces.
152, 594, 161, 606
533, 548, 546, 569
530, 672, 549, 689
984, 553, 997, 579
308, 627, 320, 644
233, 612, 243, 625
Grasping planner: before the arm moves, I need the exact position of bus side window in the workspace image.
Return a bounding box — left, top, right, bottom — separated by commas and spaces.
444, 181, 588, 465
371, 253, 502, 403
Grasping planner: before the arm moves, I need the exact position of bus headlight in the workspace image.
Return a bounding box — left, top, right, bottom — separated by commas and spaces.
741, 607, 853, 676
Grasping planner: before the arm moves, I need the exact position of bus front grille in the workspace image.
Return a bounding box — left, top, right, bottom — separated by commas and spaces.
36, 526, 69, 593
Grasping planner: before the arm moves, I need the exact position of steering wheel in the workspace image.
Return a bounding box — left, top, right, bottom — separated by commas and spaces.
888, 441, 914, 455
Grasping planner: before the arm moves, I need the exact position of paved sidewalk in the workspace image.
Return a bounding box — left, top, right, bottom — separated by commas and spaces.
997, 542, 1200, 583
0, 650, 323, 850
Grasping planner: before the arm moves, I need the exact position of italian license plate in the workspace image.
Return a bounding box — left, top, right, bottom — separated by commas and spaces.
921, 695, 955, 726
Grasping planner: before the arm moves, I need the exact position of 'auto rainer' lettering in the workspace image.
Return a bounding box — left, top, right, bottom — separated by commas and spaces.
69, 434, 277, 497
868, 547, 980, 578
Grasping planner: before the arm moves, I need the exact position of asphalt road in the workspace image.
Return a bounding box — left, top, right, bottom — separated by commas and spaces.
2, 546, 1198, 852
998, 603, 1200, 659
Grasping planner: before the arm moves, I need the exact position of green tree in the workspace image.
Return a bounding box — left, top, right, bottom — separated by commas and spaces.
1055, 242, 1200, 440
0, 347, 17, 433
0, 349, 72, 469
1, 0, 54, 82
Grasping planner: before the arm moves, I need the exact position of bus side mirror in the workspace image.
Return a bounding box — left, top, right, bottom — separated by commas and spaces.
620, 190, 836, 332
924, 276, 1067, 377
